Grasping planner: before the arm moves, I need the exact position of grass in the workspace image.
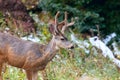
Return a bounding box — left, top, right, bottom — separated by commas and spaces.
2, 51, 120, 80
0, 15, 120, 80
3, 66, 26, 80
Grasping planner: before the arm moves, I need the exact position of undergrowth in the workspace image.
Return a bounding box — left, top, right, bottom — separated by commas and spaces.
0, 11, 120, 80
2, 51, 120, 80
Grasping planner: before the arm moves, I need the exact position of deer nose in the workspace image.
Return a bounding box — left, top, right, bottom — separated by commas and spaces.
70, 46, 74, 49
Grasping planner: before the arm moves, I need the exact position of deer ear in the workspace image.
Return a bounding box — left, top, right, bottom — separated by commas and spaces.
48, 24, 55, 35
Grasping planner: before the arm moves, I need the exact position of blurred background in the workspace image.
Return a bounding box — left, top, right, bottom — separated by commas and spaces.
0, 0, 120, 80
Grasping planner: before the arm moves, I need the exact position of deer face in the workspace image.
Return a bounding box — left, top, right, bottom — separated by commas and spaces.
49, 24, 74, 50
54, 32, 74, 49
49, 11, 75, 50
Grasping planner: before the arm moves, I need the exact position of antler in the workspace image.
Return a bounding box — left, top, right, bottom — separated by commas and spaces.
58, 12, 75, 34
49, 11, 74, 34
54, 11, 60, 31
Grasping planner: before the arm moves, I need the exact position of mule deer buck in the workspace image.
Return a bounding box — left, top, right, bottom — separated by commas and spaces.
0, 11, 74, 80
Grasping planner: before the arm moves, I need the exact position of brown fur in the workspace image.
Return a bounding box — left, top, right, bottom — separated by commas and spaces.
0, 30, 73, 80
0, 11, 74, 80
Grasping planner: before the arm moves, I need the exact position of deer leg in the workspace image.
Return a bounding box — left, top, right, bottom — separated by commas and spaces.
32, 70, 38, 80
0, 62, 3, 80
41, 69, 48, 80
2, 63, 7, 73
25, 70, 38, 80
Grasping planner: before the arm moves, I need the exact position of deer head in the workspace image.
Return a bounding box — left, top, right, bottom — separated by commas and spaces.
48, 11, 75, 50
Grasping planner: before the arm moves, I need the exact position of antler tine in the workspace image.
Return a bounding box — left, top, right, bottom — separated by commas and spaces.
58, 11, 67, 25
54, 11, 60, 32
61, 12, 68, 34
66, 18, 75, 27
55, 11, 60, 26
64, 11, 68, 28
61, 12, 75, 34
64, 11, 68, 23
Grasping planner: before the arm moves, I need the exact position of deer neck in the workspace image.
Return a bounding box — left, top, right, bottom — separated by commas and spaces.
45, 36, 59, 54
41, 36, 58, 62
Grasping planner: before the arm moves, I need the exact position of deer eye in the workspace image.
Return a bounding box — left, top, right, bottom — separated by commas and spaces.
61, 38, 65, 41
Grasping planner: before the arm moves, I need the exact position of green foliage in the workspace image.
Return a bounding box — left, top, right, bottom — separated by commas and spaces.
0, 1, 120, 80
3, 66, 26, 80
38, 0, 104, 34
2, 50, 120, 80
87, 0, 120, 38
0, 12, 6, 31
38, 0, 120, 40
